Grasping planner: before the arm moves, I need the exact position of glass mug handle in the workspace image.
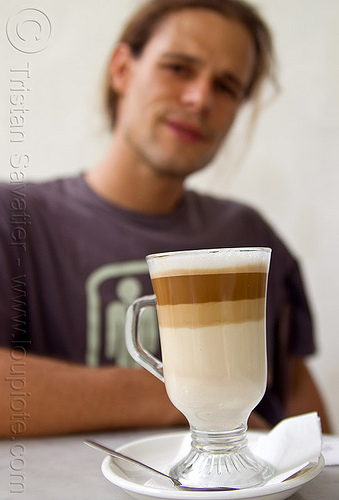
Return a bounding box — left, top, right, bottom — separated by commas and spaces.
125, 295, 164, 382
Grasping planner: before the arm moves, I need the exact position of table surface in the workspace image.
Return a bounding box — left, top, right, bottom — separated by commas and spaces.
0, 428, 338, 500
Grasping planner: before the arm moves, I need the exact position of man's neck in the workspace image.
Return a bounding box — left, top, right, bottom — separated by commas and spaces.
84, 136, 185, 215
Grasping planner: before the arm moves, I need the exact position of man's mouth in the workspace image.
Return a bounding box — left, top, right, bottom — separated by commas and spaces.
165, 119, 207, 143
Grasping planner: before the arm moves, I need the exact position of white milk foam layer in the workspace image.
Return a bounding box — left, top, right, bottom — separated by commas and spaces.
147, 248, 271, 277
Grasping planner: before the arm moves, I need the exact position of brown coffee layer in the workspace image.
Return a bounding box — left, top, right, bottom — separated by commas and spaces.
157, 299, 265, 328
152, 272, 267, 306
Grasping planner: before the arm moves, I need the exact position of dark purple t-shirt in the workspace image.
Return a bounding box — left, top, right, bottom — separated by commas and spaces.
0, 175, 315, 424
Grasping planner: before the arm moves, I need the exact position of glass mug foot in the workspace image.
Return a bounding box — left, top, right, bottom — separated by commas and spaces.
170, 425, 274, 489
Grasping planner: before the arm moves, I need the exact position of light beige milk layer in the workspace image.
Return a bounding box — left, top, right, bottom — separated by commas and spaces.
156, 298, 265, 328
159, 319, 267, 430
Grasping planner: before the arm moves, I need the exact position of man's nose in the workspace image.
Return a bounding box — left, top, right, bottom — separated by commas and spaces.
181, 78, 214, 113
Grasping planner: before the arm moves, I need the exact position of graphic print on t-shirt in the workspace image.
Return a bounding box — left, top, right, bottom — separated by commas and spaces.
85, 260, 159, 367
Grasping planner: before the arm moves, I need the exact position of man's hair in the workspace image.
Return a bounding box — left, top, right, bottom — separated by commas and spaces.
104, 0, 275, 128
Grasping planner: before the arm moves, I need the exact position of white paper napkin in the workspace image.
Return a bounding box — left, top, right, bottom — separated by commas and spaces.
251, 412, 322, 484
251, 412, 322, 472
320, 434, 339, 466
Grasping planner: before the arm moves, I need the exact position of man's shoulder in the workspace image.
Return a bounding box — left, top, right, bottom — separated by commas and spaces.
185, 190, 266, 222
0, 175, 83, 209
185, 190, 292, 260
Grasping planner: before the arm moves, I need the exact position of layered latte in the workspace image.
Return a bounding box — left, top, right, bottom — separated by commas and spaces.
148, 249, 271, 431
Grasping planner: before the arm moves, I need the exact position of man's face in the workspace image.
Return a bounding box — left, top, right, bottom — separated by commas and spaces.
113, 8, 256, 179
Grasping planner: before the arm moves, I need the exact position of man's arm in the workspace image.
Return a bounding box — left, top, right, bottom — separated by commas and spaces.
0, 348, 186, 438
1, 349, 331, 437
286, 358, 332, 433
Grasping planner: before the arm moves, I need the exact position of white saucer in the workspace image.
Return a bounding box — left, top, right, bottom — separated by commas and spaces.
101, 430, 324, 500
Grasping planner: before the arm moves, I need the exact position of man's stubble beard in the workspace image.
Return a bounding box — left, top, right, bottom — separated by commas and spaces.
124, 127, 217, 181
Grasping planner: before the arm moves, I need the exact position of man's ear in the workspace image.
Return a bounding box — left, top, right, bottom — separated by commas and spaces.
109, 43, 134, 95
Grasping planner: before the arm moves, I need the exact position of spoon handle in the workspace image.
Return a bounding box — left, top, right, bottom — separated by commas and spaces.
83, 440, 181, 486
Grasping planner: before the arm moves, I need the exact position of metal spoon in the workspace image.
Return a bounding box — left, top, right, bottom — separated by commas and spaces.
84, 439, 238, 491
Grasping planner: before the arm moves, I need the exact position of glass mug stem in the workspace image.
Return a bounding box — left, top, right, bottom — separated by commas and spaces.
170, 425, 273, 488
125, 248, 274, 489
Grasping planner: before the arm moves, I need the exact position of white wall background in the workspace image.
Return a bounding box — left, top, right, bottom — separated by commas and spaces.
1, 0, 338, 432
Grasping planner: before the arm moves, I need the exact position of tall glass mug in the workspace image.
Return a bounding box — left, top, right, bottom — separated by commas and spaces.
125, 247, 274, 489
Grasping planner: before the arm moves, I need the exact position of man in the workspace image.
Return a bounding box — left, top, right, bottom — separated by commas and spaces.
0, 0, 331, 437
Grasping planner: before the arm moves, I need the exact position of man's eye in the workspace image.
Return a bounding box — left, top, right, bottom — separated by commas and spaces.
166, 64, 190, 76
215, 81, 238, 96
